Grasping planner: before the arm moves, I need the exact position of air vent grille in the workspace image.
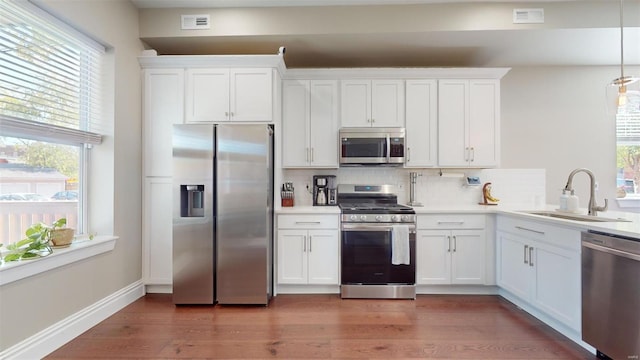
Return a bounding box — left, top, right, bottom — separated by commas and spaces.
513, 8, 544, 24
181, 14, 211, 30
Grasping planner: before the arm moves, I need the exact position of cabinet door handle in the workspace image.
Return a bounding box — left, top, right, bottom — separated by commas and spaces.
305, 147, 309, 162
470, 147, 475, 162
225, 112, 229, 117
529, 247, 534, 267
524, 245, 529, 264
447, 236, 451, 252
311, 148, 314, 162
437, 221, 465, 225
303, 235, 307, 252
515, 226, 545, 235
464, 147, 469, 161
309, 236, 312, 252
452, 235, 457, 252
230, 111, 234, 117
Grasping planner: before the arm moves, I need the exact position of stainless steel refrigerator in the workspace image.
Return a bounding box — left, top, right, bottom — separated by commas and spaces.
172, 124, 274, 305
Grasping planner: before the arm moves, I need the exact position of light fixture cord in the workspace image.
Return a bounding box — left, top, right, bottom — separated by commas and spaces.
620, 0, 625, 79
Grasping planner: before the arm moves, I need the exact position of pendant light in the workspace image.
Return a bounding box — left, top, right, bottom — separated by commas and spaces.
611, 0, 639, 108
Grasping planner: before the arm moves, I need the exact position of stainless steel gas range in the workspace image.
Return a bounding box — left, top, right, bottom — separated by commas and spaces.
338, 184, 416, 299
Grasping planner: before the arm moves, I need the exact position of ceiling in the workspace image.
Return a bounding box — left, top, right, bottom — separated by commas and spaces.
133, 0, 640, 68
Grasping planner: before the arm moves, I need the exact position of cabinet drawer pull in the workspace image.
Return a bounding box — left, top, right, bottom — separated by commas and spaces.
515, 226, 545, 235
437, 221, 465, 225
529, 246, 534, 267
524, 245, 529, 264
295, 221, 321, 225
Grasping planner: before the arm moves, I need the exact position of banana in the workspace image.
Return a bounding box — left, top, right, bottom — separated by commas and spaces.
483, 182, 500, 203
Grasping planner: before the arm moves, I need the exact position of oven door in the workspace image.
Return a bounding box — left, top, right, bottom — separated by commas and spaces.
341, 223, 416, 285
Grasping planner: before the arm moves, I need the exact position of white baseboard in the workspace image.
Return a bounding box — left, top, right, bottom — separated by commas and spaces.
417, 285, 499, 295
145, 284, 172, 294
0, 280, 145, 360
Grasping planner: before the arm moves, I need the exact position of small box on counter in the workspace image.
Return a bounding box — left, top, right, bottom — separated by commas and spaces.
281, 182, 294, 207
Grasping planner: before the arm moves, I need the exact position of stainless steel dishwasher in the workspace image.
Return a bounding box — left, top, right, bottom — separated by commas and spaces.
581, 231, 640, 360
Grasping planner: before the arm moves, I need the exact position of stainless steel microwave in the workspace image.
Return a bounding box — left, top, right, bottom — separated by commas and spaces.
339, 127, 405, 166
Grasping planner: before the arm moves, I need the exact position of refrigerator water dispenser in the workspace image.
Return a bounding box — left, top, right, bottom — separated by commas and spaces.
181, 185, 204, 217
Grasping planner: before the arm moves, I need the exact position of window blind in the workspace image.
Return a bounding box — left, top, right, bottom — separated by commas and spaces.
0, 0, 105, 145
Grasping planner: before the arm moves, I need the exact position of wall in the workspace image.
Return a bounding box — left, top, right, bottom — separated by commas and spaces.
0, 0, 144, 351
501, 66, 639, 211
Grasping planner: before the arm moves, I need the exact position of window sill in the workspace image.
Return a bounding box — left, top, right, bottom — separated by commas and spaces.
0, 235, 118, 286
616, 196, 640, 209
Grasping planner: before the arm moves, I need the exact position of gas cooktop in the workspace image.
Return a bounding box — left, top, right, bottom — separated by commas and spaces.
338, 203, 415, 214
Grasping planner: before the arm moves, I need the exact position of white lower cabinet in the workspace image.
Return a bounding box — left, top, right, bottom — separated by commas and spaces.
417, 230, 486, 284
496, 216, 581, 331
416, 214, 487, 285
277, 215, 340, 286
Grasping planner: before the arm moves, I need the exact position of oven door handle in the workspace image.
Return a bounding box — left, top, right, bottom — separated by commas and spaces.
342, 223, 416, 233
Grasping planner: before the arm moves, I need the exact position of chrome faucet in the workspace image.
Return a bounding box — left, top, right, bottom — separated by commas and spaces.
563, 168, 608, 216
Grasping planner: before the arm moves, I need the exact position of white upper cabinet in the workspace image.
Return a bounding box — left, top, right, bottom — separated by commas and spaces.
438, 79, 500, 167
282, 80, 339, 168
143, 68, 184, 177
405, 80, 437, 167
185, 68, 273, 123
341, 80, 404, 127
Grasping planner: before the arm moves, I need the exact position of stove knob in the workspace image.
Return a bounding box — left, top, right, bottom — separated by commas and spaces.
360, 215, 367, 221
401, 215, 409, 222
350, 215, 357, 221
375, 215, 383, 222
391, 215, 398, 222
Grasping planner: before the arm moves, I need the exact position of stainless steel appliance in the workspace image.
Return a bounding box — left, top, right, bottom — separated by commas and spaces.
339, 127, 405, 166
582, 230, 640, 359
338, 184, 416, 299
313, 175, 337, 206
172, 124, 274, 305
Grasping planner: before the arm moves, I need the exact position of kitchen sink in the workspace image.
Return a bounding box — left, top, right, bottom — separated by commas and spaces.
520, 210, 631, 223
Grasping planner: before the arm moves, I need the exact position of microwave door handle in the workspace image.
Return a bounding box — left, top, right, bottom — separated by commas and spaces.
386, 134, 391, 163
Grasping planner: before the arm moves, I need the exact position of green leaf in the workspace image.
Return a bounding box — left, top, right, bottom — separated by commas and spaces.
3, 253, 21, 262
21, 252, 38, 259
52, 218, 66, 229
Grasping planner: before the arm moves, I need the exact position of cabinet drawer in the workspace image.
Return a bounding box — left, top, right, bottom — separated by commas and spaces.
497, 215, 580, 251
418, 214, 485, 229
277, 215, 339, 230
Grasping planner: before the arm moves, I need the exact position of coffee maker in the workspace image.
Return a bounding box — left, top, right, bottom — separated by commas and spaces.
313, 175, 337, 206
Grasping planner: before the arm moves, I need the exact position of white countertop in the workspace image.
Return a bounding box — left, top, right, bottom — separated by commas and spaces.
275, 203, 640, 239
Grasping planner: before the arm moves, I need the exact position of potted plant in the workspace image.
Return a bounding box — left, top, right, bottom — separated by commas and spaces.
1, 218, 71, 262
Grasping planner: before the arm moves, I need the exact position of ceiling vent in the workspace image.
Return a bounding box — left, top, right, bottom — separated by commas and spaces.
513, 8, 544, 24
181, 14, 211, 30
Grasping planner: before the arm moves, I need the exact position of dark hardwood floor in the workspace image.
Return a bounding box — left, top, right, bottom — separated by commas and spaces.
46, 294, 595, 359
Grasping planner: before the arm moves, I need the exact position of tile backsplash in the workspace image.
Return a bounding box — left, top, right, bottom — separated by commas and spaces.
281, 168, 545, 208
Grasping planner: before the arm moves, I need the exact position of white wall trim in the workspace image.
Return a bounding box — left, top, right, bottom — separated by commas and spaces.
0, 280, 145, 360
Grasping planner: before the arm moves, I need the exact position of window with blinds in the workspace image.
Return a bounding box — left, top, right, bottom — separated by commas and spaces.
616, 91, 640, 199
0, 1, 106, 247
0, 0, 104, 145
